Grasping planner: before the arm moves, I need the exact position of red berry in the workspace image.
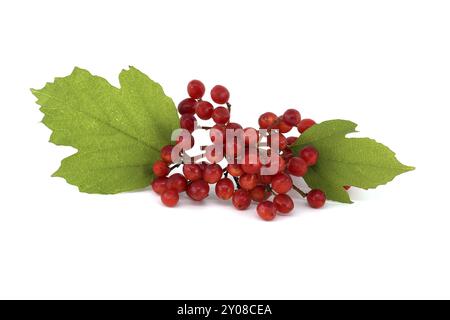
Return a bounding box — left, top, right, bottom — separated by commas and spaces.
256, 201, 277, 221
187, 180, 210, 201
227, 164, 244, 177
271, 172, 293, 194
297, 119, 316, 133
151, 177, 168, 195
287, 157, 308, 177
180, 114, 196, 132
239, 173, 259, 191
153, 160, 169, 177
177, 98, 197, 115
203, 164, 223, 184
161, 189, 179, 207
258, 112, 278, 129
160, 145, 174, 163
212, 107, 230, 125
267, 133, 287, 150
277, 118, 293, 133
260, 174, 273, 184
226, 122, 243, 130
283, 109, 301, 126
282, 148, 294, 161
166, 173, 187, 193
187, 80, 205, 99
273, 194, 294, 214
195, 101, 214, 120
286, 136, 298, 146
344, 186, 351, 190
307, 189, 326, 208
299, 146, 319, 166
211, 85, 230, 104
241, 154, 262, 174
215, 178, 235, 200
250, 185, 270, 202
232, 189, 252, 210
183, 164, 203, 181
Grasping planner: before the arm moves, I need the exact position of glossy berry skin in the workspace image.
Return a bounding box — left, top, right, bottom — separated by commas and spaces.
151, 177, 168, 195
282, 148, 293, 161
286, 136, 298, 146
273, 194, 294, 214
212, 107, 230, 125
232, 189, 252, 210
160, 145, 174, 163
180, 114, 196, 133
187, 180, 210, 201
215, 178, 235, 200
299, 146, 319, 166
241, 154, 262, 174
287, 157, 308, 177
250, 185, 270, 202
268, 133, 287, 150
277, 118, 293, 133
259, 174, 273, 184
307, 189, 326, 208
166, 173, 187, 193
211, 85, 230, 104
153, 160, 169, 177
258, 112, 278, 129
239, 173, 259, 191
344, 185, 351, 190
297, 118, 316, 133
187, 80, 205, 99
256, 201, 277, 221
195, 101, 214, 120
177, 98, 197, 115
226, 122, 243, 130
203, 164, 223, 184
227, 164, 244, 177
271, 172, 293, 194
283, 109, 301, 126
161, 189, 179, 207
183, 164, 203, 181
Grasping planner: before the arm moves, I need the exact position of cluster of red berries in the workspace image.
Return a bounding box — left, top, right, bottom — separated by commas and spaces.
151, 80, 328, 221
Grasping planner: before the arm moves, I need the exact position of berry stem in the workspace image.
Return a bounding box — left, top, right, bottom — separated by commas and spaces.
226, 102, 231, 114
232, 176, 241, 189
169, 163, 182, 172
292, 184, 307, 198
201, 126, 212, 130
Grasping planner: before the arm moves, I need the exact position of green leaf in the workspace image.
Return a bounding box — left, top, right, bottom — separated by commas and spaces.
291, 120, 414, 203
32, 67, 179, 194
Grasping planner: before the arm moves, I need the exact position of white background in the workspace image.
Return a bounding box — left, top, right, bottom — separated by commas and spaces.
0, 0, 449, 299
